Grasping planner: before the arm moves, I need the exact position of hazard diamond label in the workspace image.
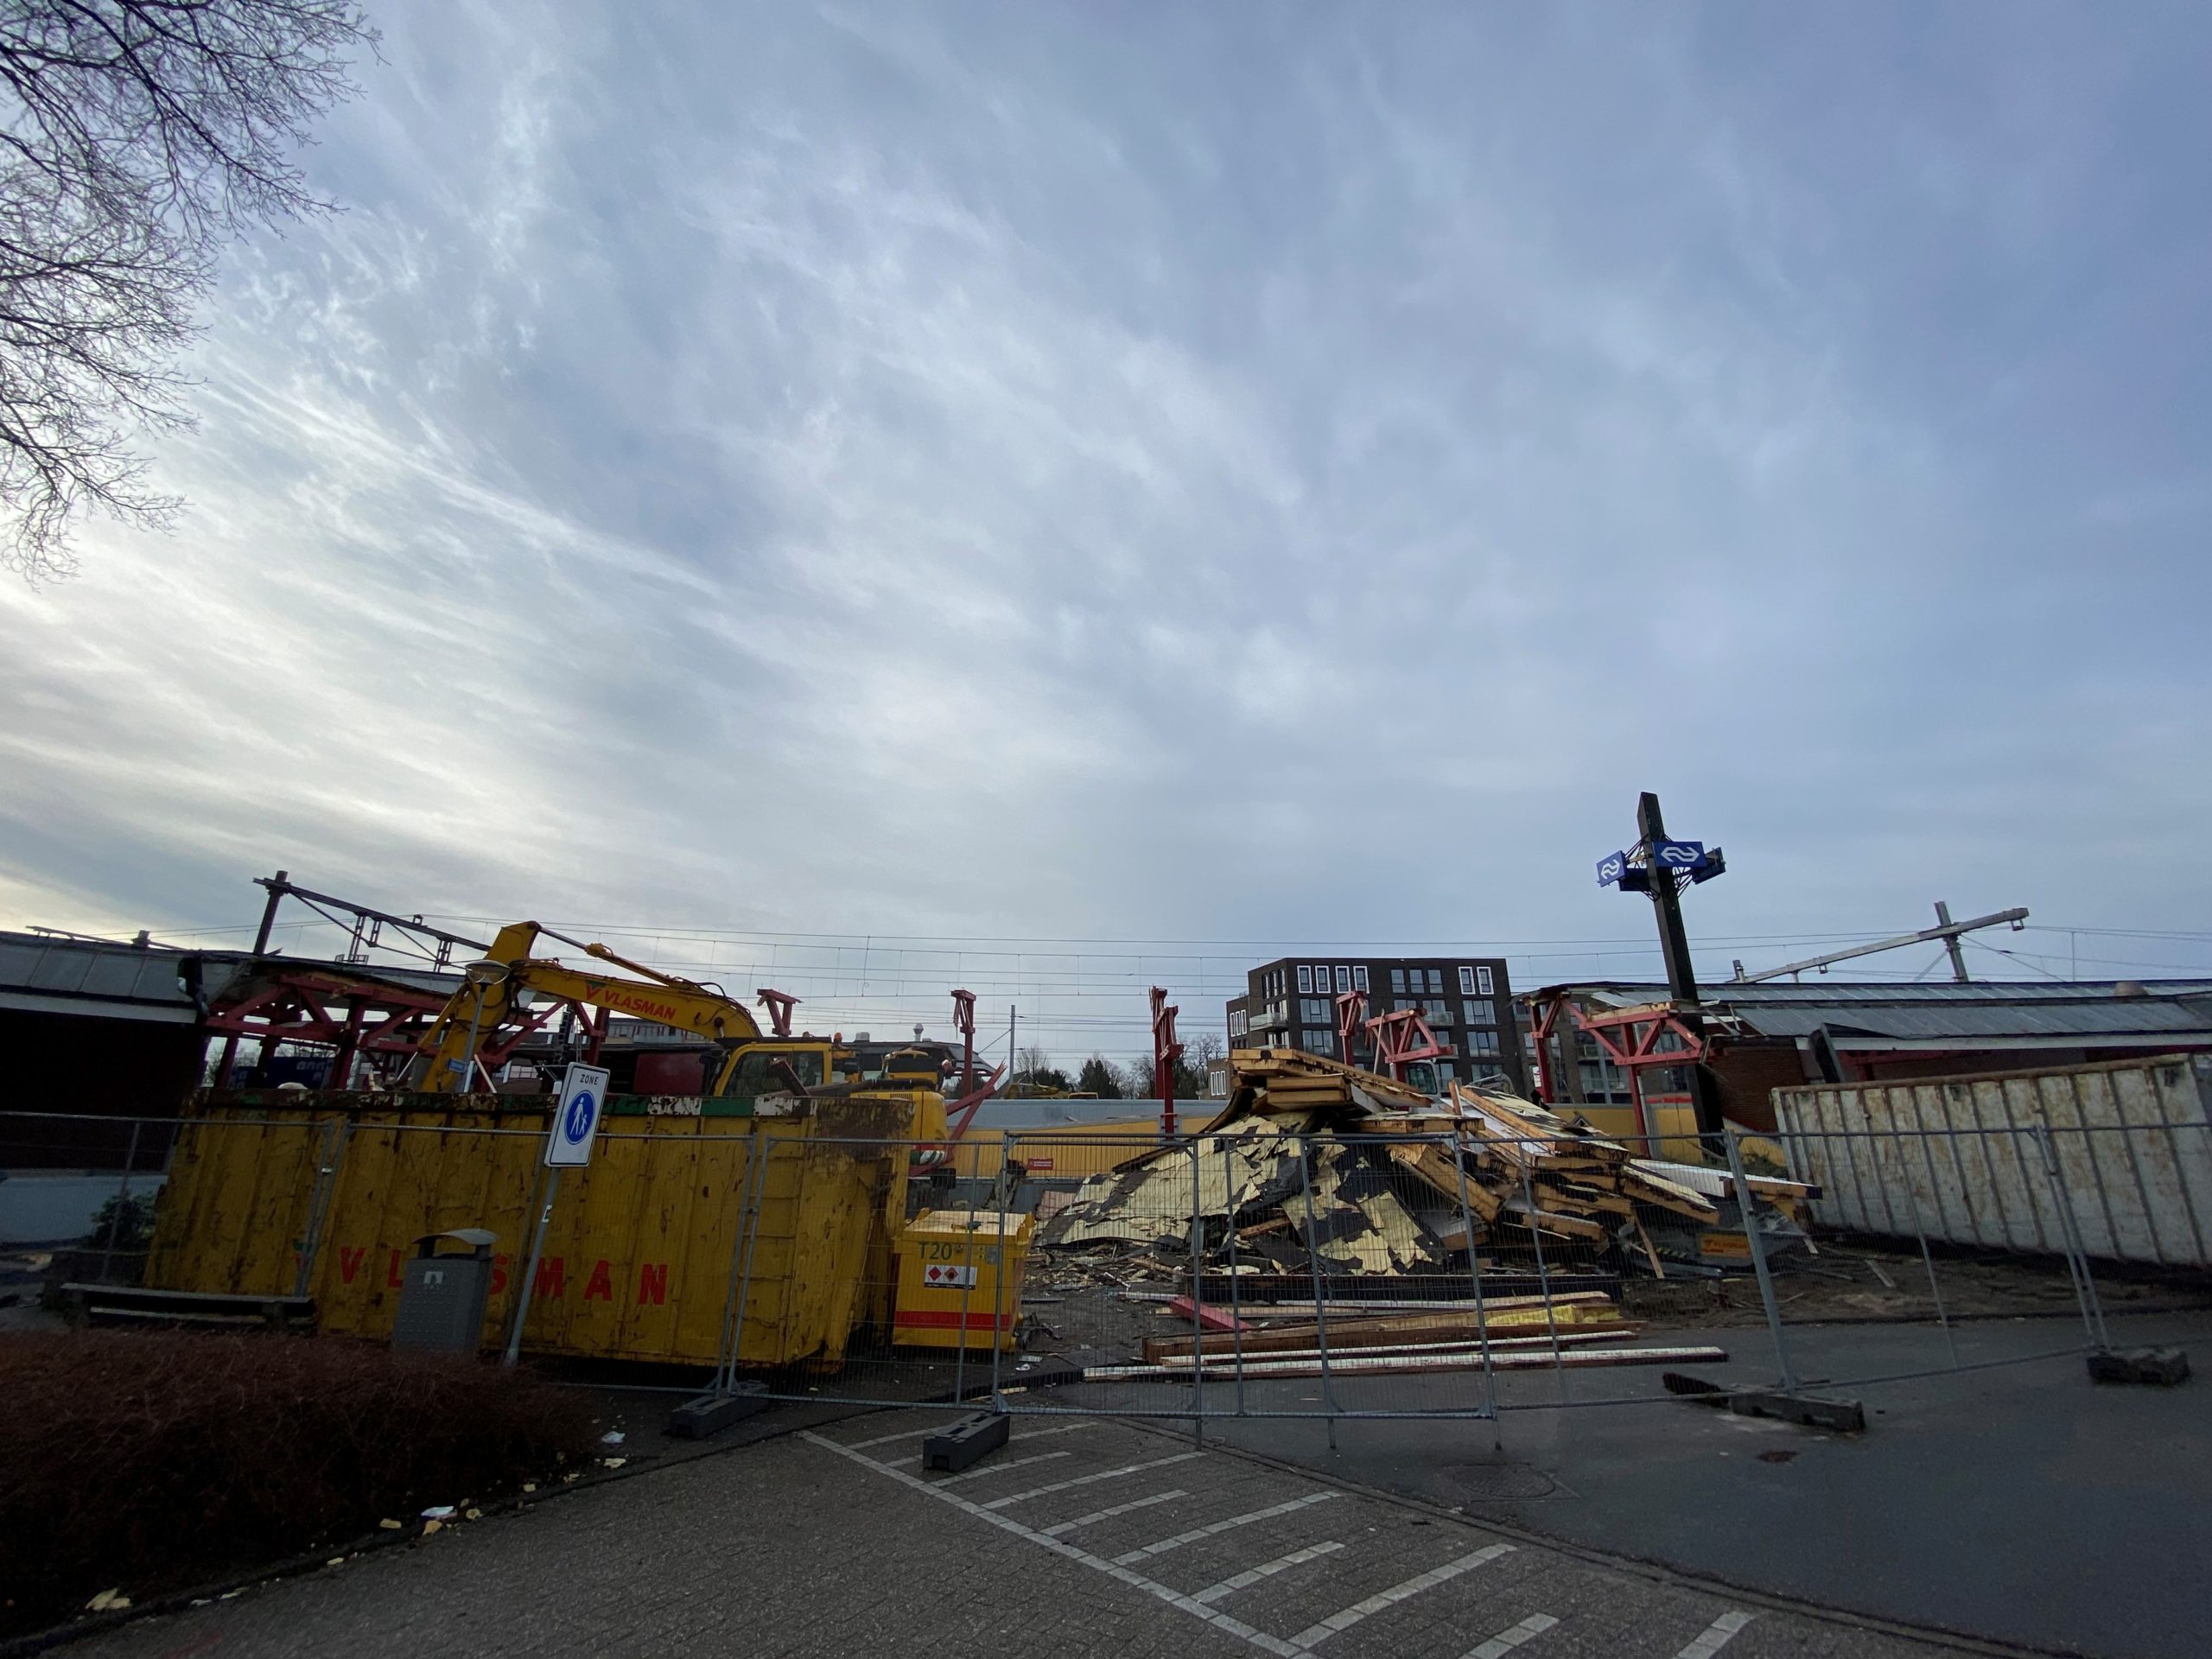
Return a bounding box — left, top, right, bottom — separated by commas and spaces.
921, 1262, 977, 1288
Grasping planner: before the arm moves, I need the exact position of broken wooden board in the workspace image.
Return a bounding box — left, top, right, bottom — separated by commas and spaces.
1386, 1141, 1503, 1219
1142, 1300, 1630, 1362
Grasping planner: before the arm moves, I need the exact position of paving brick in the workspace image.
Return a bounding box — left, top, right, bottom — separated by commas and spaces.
67, 1408, 1980, 1659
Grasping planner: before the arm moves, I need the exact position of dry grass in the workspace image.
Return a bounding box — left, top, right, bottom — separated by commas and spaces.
0, 1331, 598, 1636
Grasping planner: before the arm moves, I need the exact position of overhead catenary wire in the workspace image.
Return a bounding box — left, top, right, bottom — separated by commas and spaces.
41, 897, 2212, 1061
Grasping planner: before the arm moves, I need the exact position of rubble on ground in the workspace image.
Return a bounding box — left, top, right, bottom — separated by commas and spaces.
1036, 1048, 1815, 1286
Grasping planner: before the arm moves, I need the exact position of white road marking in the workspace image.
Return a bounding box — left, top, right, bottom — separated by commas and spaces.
1675, 1611, 1755, 1659
1192, 1541, 1347, 1605
1464, 1612, 1559, 1658
805, 1431, 1306, 1657
839, 1422, 952, 1452
1041, 1489, 1188, 1535
1287, 1544, 1516, 1649
883, 1420, 1099, 1467
980, 1452, 1204, 1510
934, 1450, 1071, 1485
1115, 1492, 1341, 1564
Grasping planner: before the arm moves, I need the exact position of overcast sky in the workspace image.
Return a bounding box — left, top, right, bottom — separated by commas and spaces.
3, 4, 2209, 1053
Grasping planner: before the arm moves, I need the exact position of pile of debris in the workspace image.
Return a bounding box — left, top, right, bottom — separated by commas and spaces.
1038, 1048, 1813, 1289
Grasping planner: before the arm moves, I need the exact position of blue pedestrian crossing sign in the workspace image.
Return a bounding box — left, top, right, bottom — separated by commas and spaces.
546, 1064, 610, 1167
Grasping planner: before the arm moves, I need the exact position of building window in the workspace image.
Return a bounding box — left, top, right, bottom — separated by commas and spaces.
1424, 999, 1452, 1023
1464, 1002, 1496, 1027
1334, 965, 1351, 993
1353, 965, 1369, 993
1296, 965, 1312, 994
1304, 1030, 1336, 1056
1300, 998, 1331, 1025
1390, 968, 1406, 994
1477, 965, 1495, 996
1426, 968, 1444, 995
1466, 1030, 1502, 1057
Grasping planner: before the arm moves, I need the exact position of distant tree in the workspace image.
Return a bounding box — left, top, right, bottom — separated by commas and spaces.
1170, 1052, 1207, 1100
0, 0, 376, 579
1011, 1044, 1071, 1094
1076, 1056, 1122, 1098
1116, 1057, 1154, 1099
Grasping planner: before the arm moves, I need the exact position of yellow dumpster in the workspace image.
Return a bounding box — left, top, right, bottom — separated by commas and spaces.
141, 1089, 918, 1372
893, 1209, 1033, 1352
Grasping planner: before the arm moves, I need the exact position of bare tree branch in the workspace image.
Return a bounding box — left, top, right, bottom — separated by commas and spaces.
0, 0, 374, 580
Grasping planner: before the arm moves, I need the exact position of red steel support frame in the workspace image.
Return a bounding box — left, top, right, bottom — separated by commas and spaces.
950, 988, 978, 1095
1150, 986, 1185, 1138
202, 969, 459, 1085
204, 964, 623, 1090
932, 988, 1009, 1155
1361, 1008, 1452, 1084
754, 989, 799, 1039
1333, 989, 1368, 1066
1525, 990, 1712, 1141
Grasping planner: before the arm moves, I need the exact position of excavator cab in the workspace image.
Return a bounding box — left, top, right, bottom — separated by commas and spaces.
711, 1043, 831, 1102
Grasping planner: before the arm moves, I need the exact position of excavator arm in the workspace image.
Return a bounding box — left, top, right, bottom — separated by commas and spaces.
414, 921, 767, 1093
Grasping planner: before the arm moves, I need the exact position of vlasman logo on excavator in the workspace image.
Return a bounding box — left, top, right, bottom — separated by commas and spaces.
595, 984, 683, 1023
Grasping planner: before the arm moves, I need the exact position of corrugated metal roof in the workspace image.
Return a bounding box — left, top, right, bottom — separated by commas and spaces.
1547, 978, 2212, 1045
0, 931, 462, 1017
0, 932, 195, 1007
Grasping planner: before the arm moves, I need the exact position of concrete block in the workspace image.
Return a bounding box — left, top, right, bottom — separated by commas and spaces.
923, 1411, 1009, 1471
1728, 1389, 1867, 1433
665, 1383, 769, 1439
2087, 1348, 2190, 1387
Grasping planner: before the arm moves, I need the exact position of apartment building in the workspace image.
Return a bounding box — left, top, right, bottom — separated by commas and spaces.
1224, 953, 1526, 1094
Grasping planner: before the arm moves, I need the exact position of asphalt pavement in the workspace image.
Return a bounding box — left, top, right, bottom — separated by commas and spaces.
1177, 1312, 2212, 1659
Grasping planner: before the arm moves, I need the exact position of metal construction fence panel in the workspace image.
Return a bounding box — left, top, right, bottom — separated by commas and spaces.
10, 1105, 2203, 1427
0, 1111, 179, 1284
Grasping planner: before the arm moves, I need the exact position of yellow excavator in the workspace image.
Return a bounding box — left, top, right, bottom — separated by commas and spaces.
407, 921, 950, 1143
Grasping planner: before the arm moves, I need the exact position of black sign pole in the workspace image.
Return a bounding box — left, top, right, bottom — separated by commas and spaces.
1635, 791, 1726, 1141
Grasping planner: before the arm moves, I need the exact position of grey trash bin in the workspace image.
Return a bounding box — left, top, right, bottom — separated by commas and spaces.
391, 1228, 499, 1355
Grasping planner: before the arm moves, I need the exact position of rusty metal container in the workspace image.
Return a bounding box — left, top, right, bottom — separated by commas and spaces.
1773, 1054, 2212, 1268
141, 1089, 916, 1369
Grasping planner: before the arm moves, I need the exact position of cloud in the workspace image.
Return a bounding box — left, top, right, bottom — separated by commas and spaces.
5, 3, 2211, 1052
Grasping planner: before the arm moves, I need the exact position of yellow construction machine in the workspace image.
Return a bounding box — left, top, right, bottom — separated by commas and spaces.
402, 922, 1028, 1354
408, 920, 949, 1143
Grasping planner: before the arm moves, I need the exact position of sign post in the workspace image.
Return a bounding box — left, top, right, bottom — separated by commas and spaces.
1594, 795, 1727, 1141
503, 1064, 609, 1367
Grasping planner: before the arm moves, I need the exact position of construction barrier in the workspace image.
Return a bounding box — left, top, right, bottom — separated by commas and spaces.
9, 1071, 2205, 1429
